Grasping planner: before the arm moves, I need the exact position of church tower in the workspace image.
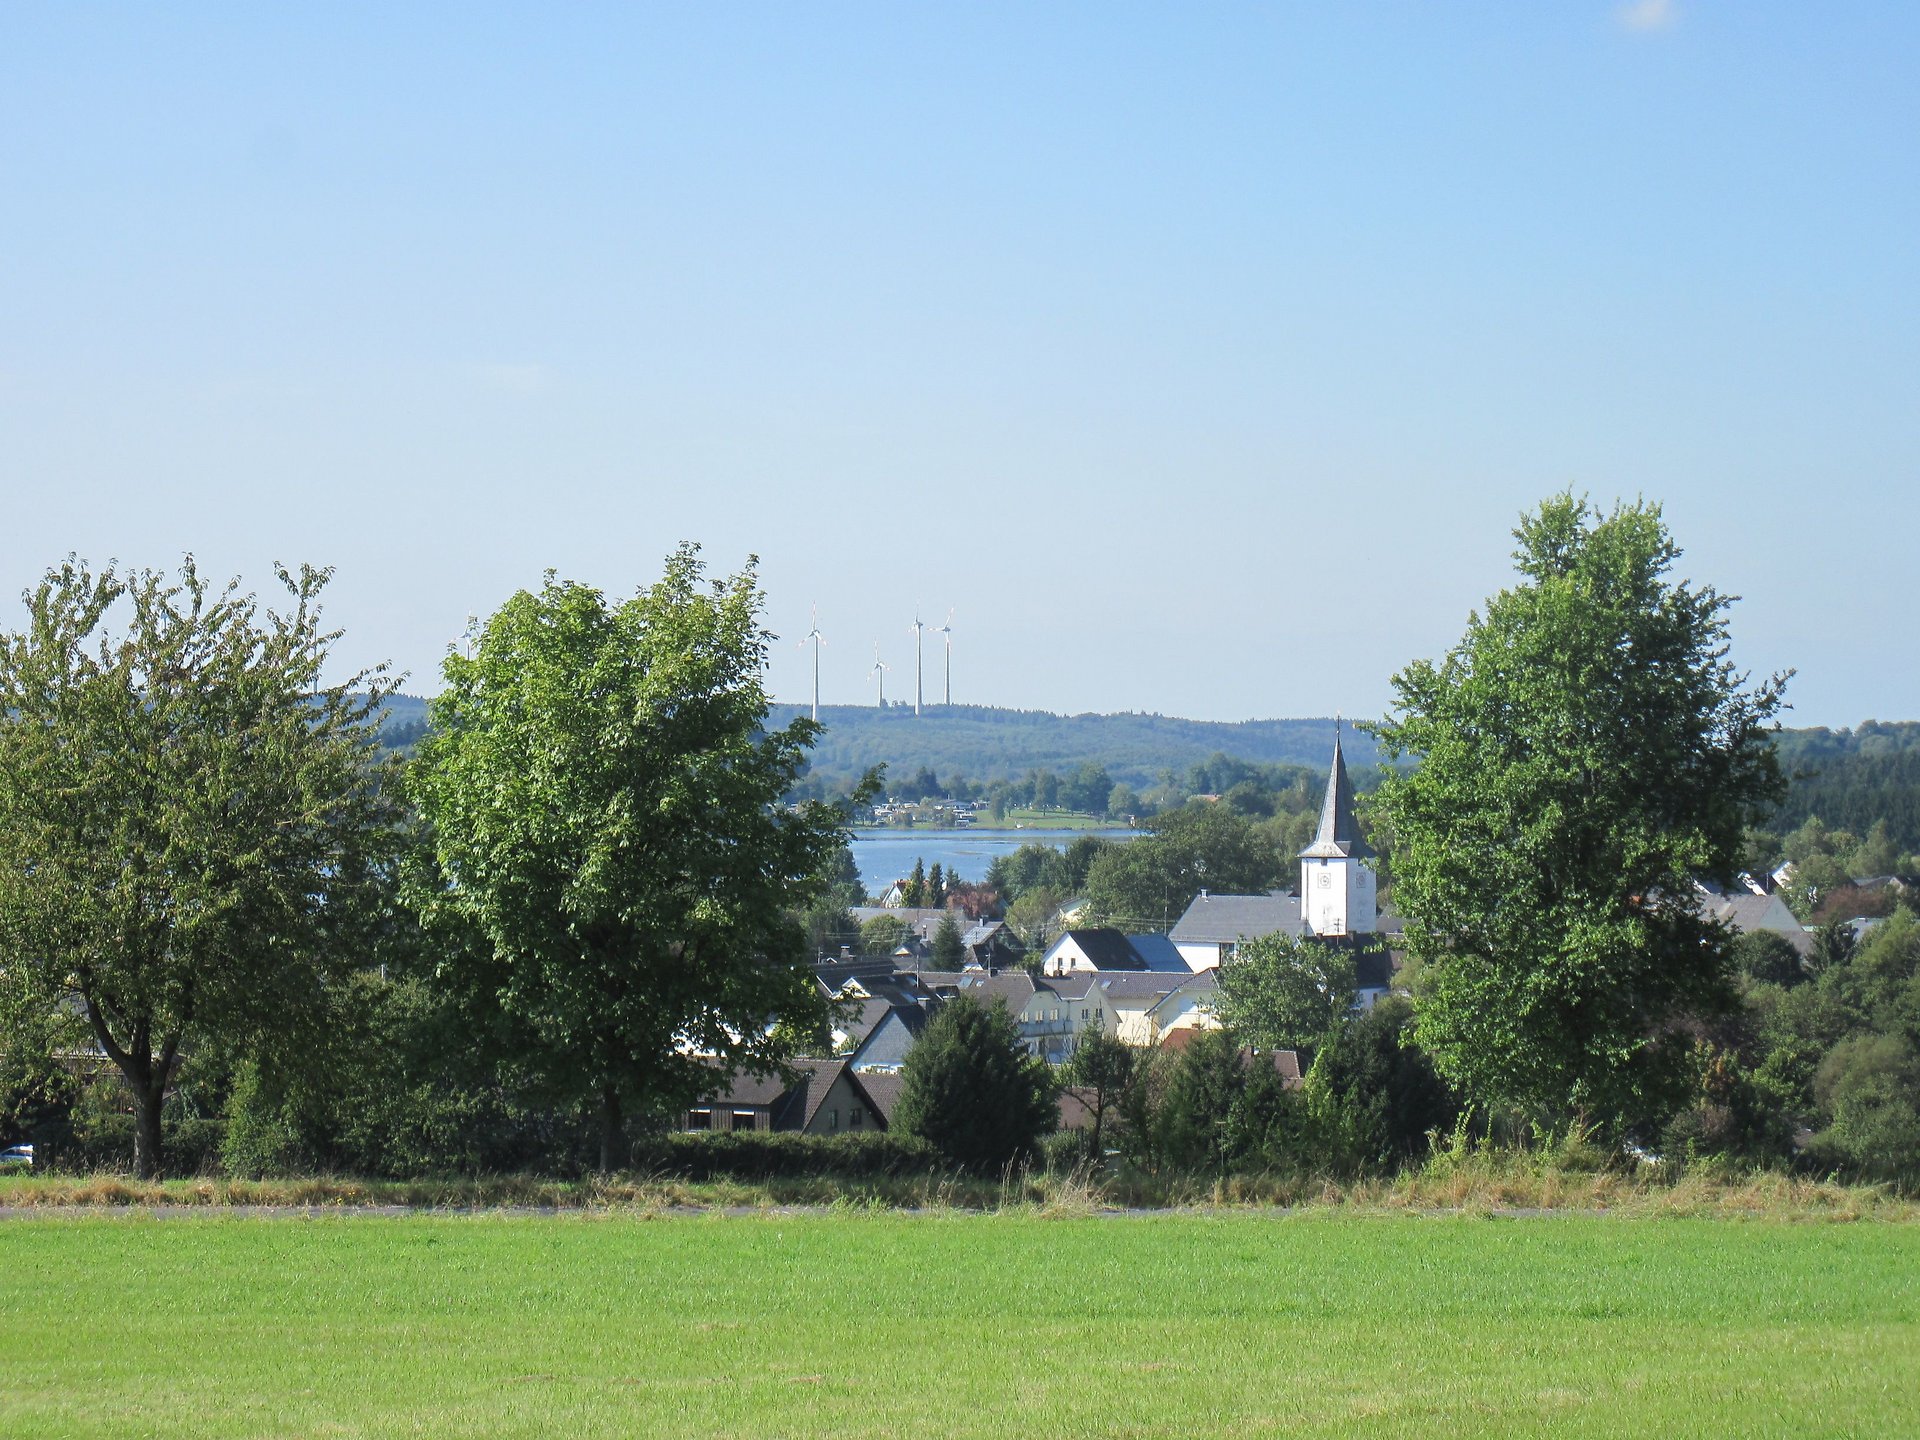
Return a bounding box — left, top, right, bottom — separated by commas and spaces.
1298, 723, 1376, 937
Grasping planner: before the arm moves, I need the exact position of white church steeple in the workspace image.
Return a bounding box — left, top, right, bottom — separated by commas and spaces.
1297, 720, 1376, 936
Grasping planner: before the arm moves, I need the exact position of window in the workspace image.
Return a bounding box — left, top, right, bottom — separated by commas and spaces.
851, 1106, 865, 1129
828, 1107, 839, 1132
687, 1109, 712, 1131
732, 1111, 758, 1131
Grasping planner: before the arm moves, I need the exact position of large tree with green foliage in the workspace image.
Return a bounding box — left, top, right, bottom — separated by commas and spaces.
406, 548, 857, 1172
1210, 932, 1360, 1052
1373, 496, 1789, 1131
1082, 805, 1277, 930
0, 558, 402, 1177
893, 993, 1057, 1171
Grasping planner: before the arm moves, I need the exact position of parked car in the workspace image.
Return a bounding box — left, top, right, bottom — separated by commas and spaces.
0, 1144, 33, 1169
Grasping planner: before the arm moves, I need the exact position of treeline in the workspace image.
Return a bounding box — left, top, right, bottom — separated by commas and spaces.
1765, 723, 1920, 862
0, 553, 857, 1181
809, 750, 1376, 830
727, 704, 1377, 791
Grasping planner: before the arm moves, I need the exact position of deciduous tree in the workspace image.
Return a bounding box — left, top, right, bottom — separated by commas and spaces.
1083, 804, 1277, 930
407, 548, 857, 1172
1211, 932, 1359, 1052
1373, 496, 1788, 1130
0, 558, 402, 1178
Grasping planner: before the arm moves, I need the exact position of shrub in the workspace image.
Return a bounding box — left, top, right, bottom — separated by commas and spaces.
893, 995, 1058, 1172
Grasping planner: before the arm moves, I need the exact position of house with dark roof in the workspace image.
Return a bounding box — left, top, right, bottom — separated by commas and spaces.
833, 996, 928, 1072
961, 919, 1026, 971
1041, 928, 1150, 976
684, 1059, 898, 1136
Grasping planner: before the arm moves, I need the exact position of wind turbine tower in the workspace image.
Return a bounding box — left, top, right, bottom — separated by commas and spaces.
798, 605, 826, 722
871, 645, 890, 707
908, 612, 927, 716
934, 608, 954, 705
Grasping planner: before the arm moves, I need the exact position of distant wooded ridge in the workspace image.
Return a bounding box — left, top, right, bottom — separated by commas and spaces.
376, 697, 1378, 788
373, 697, 1920, 848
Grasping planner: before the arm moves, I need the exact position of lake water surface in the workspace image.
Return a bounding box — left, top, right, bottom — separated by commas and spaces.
850, 826, 1135, 891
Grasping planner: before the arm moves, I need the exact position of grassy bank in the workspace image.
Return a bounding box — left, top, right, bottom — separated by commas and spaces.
1, 1157, 1915, 1219
2, 1211, 1916, 1437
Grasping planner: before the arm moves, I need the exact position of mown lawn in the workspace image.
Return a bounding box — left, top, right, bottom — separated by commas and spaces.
1, 1212, 1915, 1438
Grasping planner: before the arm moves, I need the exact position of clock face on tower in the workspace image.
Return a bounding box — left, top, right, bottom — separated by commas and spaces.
1317, 871, 1331, 889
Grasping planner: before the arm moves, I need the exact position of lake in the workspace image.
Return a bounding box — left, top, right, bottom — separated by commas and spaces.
849, 826, 1136, 891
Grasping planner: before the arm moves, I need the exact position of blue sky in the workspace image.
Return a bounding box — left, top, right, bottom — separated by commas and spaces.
2, 3, 1915, 725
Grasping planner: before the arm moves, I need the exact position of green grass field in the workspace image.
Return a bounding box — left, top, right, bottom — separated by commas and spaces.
2, 1213, 1916, 1438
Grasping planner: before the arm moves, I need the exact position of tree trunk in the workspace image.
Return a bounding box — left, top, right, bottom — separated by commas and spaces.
598, 1084, 624, 1175
132, 1082, 166, 1181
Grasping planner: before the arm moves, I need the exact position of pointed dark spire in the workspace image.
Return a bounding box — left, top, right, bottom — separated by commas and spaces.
1298, 719, 1374, 860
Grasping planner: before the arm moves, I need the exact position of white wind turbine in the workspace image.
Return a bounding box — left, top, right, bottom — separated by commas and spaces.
870, 645, 890, 707
908, 611, 928, 716
934, 607, 954, 705
798, 604, 827, 722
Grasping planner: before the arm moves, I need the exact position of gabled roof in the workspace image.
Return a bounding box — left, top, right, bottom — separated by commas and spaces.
1170, 892, 1306, 944
1046, 928, 1150, 972
1298, 726, 1374, 860
1090, 971, 1218, 1002
834, 997, 927, 1052
1125, 933, 1193, 973
954, 972, 1043, 1009
849, 1071, 906, 1126
779, 1058, 849, 1131
699, 1055, 846, 1118
1697, 886, 1812, 956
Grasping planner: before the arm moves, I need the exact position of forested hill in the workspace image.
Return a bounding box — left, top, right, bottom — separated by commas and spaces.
763, 704, 1374, 789
371, 696, 1920, 853
373, 696, 1371, 786
1769, 721, 1920, 854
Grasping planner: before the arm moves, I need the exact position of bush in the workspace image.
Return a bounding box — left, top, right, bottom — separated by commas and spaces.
1807, 1033, 1920, 1181
1733, 930, 1805, 988
33, 1110, 226, 1176
893, 995, 1058, 1173
1304, 997, 1456, 1171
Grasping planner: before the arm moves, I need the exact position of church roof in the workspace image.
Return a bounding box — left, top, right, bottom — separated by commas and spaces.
1298, 727, 1374, 860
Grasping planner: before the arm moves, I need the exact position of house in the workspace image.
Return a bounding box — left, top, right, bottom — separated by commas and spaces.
1169, 892, 1306, 971
1042, 927, 1198, 976
953, 971, 1122, 1064
684, 1059, 896, 1136
1083, 971, 1220, 1047
961, 919, 1026, 971
832, 996, 928, 1072
1042, 928, 1149, 976
1697, 880, 1813, 956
